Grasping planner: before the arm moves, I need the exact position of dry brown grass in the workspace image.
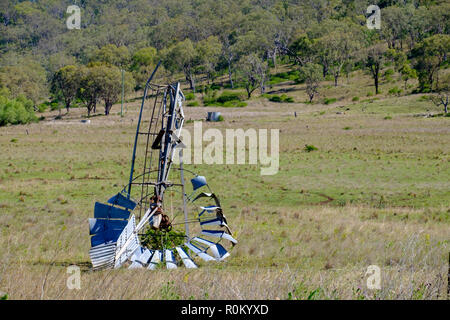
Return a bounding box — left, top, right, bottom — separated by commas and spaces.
0, 70, 448, 300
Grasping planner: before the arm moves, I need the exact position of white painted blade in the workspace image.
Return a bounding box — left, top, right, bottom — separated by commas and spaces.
192, 237, 230, 261
176, 246, 197, 269
201, 229, 237, 244
185, 242, 215, 262
114, 215, 140, 268
165, 249, 177, 269
89, 243, 116, 270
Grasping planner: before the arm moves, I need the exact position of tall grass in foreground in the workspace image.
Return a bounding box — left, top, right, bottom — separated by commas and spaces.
1, 232, 447, 300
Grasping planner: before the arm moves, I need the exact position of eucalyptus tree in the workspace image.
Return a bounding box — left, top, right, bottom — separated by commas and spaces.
299, 63, 322, 103
196, 36, 222, 84
412, 34, 450, 92
51, 65, 80, 113
364, 43, 387, 95
162, 39, 199, 92
236, 54, 268, 99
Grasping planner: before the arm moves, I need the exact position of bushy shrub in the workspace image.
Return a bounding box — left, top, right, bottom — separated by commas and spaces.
196, 85, 206, 93
37, 102, 49, 113
383, 68, 395, 82
304, 144, 318, 152
269, 70, 300, 84
222, 101, 247, 108
269, 95, 282, 102
210, 83, 221, 90
202, 90, 219, 106
216, 91, 243, 103
0, 95, 37, 126
203, 90, 246, 108
352, 96, 359, 102
268, 94, 294, 103
388, 86, 403, 96
324, 97, 337, 105
185, 92, 195, 101
187, 101, 199, 107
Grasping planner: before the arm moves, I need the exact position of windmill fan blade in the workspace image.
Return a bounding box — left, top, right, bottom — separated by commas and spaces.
165, 249, 177, 269
89, 218, 128, 235
107, 193, 136, 210
191, 176, 207, 190
89, 243, 116, 270
115, 215, 140, 268
192, 237, 230, 261
129, 247, 152, 269
94, 202, 131, 220
185, 242, 215, 261
200, 217, 228, 228
148, 250, 162, 270
201, 230, 238, 244
176, 247, 197, 268
199, 206, 220, 217
90, 229, 122, 247
192, 192, 221, 207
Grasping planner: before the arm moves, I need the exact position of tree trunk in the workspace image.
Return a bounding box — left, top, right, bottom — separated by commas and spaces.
334, 75, 338, 87
375, 75, 379, 94
65, 100, 71, 113
272, 49, 277, 69
228, 60, 234, 89
87, 102, 94, 117
105, 100, 112, 115
187, 73, 196, 93
322, 64, 328, 77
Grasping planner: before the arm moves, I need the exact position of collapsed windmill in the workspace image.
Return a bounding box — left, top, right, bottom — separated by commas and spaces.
88, 62, 237, 270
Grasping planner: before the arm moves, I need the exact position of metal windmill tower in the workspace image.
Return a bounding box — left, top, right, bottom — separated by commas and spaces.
88, 62, 236, 270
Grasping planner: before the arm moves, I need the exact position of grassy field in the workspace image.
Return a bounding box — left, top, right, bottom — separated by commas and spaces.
0, 67, 449, 299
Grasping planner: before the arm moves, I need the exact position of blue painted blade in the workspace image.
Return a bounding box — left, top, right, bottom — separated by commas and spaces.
201, 230, 238, 244
175, 247, 197, 268
94, 202, 131, 220
88, 218, 128, 235
191, 176, 207, 190
90, 229, 122, 247
107, 193, 136, 210
212, 243, 230, 261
